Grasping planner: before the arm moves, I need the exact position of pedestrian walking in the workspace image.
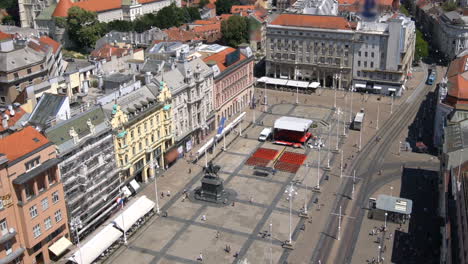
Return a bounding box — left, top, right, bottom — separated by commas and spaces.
202, 215, 207, 221
216, 231, 220, 239
189, 168, 192, 174
167, 190, 171, 197
198, 252, 203, 261
232, 201, 235, 206
249, 196, 253, 203
161, 192, 165, 198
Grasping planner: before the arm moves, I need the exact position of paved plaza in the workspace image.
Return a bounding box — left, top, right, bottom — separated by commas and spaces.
94, 64, 436, 264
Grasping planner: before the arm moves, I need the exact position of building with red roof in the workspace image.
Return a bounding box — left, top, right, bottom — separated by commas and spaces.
20, 0, 179, 30
203, 45, 255, 127
0, 126, 69, 264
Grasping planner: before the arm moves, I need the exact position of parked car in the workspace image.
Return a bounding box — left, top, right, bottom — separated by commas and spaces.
258, 128, 272, 142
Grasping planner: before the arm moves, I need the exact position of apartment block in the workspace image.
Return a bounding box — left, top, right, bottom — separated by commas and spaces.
0, 126, 70, 264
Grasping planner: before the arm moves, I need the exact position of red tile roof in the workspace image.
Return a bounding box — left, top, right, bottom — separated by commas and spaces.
52, 0, 73, 17
206, 3, 216, 9
53, 0, 167, 17
193, 20, 217, 25
0, 126, 50, 162
446, 73, 468, 105
0, 107, 26, 133
38, 36, 61, 54
447, 55, 468, 78
203, 47, 247, 72
164, 27, 201, 42
90, 43, 133, 61
193, 23, 221, 32
0, 31, 12, 41
230, 5, 256, 13
270, 14, 354, 30
220, 14, 233, 20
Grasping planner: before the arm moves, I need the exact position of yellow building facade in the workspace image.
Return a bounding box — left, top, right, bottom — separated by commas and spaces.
107, 81, 174, 183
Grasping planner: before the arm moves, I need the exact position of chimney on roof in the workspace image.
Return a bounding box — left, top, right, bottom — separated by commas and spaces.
7, 105, 14, 117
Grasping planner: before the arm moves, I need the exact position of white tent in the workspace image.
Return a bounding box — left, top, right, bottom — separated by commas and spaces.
274, 116, 313, 132
69, 196, 155, 264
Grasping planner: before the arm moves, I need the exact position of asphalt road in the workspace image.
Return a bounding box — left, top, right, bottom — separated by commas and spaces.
310, 63, 434, 264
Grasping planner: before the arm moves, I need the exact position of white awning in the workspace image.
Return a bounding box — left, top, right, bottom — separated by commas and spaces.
196, 138, 214, 156
129, 180, 140, 192
216, 112, 246, 140
269, 78, 288, 85
388, 88, 397, 92
354, 83, 366, 88
373, 86, 382, 90
49, 236, 72, 256
309, 82, 320, 88
274, 116, 313, 132
286, 80, 309, 88
257, 77, 268, 83
69, 196, 155, 264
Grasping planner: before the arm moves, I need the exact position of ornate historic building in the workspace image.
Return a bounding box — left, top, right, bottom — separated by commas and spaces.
104, 81, 174, 183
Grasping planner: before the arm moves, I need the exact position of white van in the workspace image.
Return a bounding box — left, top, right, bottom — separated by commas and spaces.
258, 128, 272, 142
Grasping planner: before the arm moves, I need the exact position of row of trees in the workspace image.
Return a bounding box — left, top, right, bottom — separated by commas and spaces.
63, 4, 201, 51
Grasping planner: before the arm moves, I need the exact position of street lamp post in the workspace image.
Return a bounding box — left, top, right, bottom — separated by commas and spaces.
334, 74, 337, 109
264, 80, 268, 112
336, 108, 340, 151
301, 163, 311, 218
377, 100, 380, 130
384, 212, 388, 230
340, 149, 344, 178
70, 218, 83, 264
152, 160, 161, 214
325, 125, 331, 170
378, 245, 382, 263
390, 94, 394, 114
316, 147, 321, 190
349, 88, 353, 123
296, 86, 299, 104
284, 183, 298, 247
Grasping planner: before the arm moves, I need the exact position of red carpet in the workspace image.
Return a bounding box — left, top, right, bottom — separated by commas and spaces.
252, 148, 279, 160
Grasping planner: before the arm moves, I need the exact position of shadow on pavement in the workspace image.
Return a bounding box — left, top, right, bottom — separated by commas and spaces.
390, 167, 440, 264
406, 90, 437, 155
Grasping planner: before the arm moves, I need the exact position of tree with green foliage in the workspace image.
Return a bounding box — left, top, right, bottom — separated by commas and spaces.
107, 20, 134, 32
66, 6, 105, 51
414, 30, 429, 62
399, 5, 410, 16
221, 15, 249, 47
442, 1, 458, 12
215, 0, 240, 15
1, 15, 15, 25
0, 0, 19, 26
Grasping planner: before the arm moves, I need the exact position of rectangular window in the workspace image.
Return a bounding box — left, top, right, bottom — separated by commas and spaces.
13, 73, 18, 79
41, 198, 49, 211
25, 184, 34, 200
44, 217, 52, 230
25, 157, 40, 171
33, 224, 41, 238
29, 205, 38, 218
365, 52, 368, 57
0, 219, 7, 235
27, 68, 32, 74
358, 61, 361, 67
4, 241, 12, 255
54, 210, 62, 222
371, 62, 374, 68
371, 52, 374, 58
52, 191, 59, 204
364, 61, 367, 67
47, 173, 55, 186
